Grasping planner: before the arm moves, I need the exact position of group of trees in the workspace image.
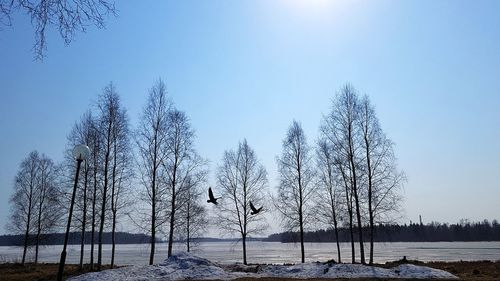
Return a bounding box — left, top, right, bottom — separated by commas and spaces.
61, 83, 133, 270
7, 151, 60, 265
274, 84, 405, 265
8, 82, 404, 267
134, 79, 207, 264
7, 79, 209, 268
267, 219, 500, 242
209, 84, 404, 265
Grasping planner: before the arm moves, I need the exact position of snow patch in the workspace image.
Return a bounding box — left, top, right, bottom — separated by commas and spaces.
69, 252, 246, 281
69, 252, 458, 280
259, 262, 458, 279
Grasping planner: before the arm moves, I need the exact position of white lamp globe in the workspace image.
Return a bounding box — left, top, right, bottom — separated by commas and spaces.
73, 144, 90, 161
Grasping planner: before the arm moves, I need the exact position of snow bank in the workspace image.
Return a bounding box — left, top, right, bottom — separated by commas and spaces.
68, 252, 246, 281
260, 262, 458, 279
69, 252, 458, 280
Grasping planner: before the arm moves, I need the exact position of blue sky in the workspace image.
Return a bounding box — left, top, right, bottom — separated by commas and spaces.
1, 0, 499, 235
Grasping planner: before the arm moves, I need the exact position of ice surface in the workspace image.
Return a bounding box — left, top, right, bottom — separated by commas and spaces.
69, 251, 458, 280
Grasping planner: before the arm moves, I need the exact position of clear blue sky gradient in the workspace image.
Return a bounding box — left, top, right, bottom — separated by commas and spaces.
1, 0, 499, 235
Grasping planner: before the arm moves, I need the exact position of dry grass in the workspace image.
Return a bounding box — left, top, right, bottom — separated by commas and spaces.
424, 260, 500, 281
0, 261, 498, 281
0, 263, 116, 281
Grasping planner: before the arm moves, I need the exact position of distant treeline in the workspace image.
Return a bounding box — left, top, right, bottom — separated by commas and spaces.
265, 220, 500, 242
0, 232, 157, 246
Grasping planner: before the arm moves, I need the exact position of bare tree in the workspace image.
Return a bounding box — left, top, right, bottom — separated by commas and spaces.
134, 79, 171, 265
66, 110, 95, 269
110, 106, 132, 268
8, 151, 60, 265
163, 109, 207, 258
321, 85, 405, 264
0, 0, 117, 60
275, 121, 315, 263
33, 154, 60, 265
176, 174, 208, 252
96, 82, 123, 270
0, 0, 12, 27
358, 95, 405, 264
321, 84, 365, 263
216, 139, 268, 265
88, 115, 102, 269
315, 139, 343, 263
8, 151, 39, 265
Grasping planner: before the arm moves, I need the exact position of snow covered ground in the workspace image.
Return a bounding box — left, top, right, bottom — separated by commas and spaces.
69, 252, 458, 280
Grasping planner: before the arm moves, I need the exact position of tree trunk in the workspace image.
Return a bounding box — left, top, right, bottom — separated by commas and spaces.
90, 163, 98, 269
35, 214, 40, 265
167, 204, 175, 257
369, 214, 374, 264
150, 192, 156, 265
111, 209, 116, 268
242, 234, 247, 265
149, 127, 160, 265
242, 178, 248, 265
22, 191, 33, 266
352, 185, 365, 264
327, 162, 341, 263
334, 218, 341, 263
110, 142, 118, 268
186, 200, 190, 253
167, 190, 176, 257
98, 138, 111, 270
35, 216, 40, 265
299, 209, 305, 263
342, 174, 355, 263
364, 134, 375, 265
80, 166, 88, 270
35, 172, 44, 265
167, 155, 178, 258
348, 127, 365, 264
297, 147, 305, 264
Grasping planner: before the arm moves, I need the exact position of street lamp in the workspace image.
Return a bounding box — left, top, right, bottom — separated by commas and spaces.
57, 144, 90, 281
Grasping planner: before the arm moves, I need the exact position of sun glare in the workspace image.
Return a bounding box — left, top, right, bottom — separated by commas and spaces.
283, 0, 345, 21
290, 0, 336, 11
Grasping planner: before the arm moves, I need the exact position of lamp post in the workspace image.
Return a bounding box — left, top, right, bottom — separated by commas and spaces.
57, 144, 90, 281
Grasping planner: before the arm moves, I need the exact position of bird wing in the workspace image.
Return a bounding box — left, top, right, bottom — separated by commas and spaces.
249, 201, 257, 212
208, 187, 214, 200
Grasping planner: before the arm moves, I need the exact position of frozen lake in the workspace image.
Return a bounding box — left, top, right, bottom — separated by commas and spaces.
1, 241, 499, 265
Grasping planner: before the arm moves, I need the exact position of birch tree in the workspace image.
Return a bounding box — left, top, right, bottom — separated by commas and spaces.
9, 151, 39, 265
96, 82, 124, 270
109, 103, 132, 268
321, 84, 365, 263
216, 139, 268, 265
176, 174, 208, 252
358, 95, 405, 264
33, 154, 60, 265
163, 109, 207, 258
66, 110, 94, 269
315, 139, 343, 263
135, 79, 171, 264
8, 151, 60, 265
275, 121, 315, 263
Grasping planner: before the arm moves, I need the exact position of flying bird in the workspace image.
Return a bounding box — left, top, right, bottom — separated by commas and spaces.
249, 201, 263, 215
207, 187, 220, 205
